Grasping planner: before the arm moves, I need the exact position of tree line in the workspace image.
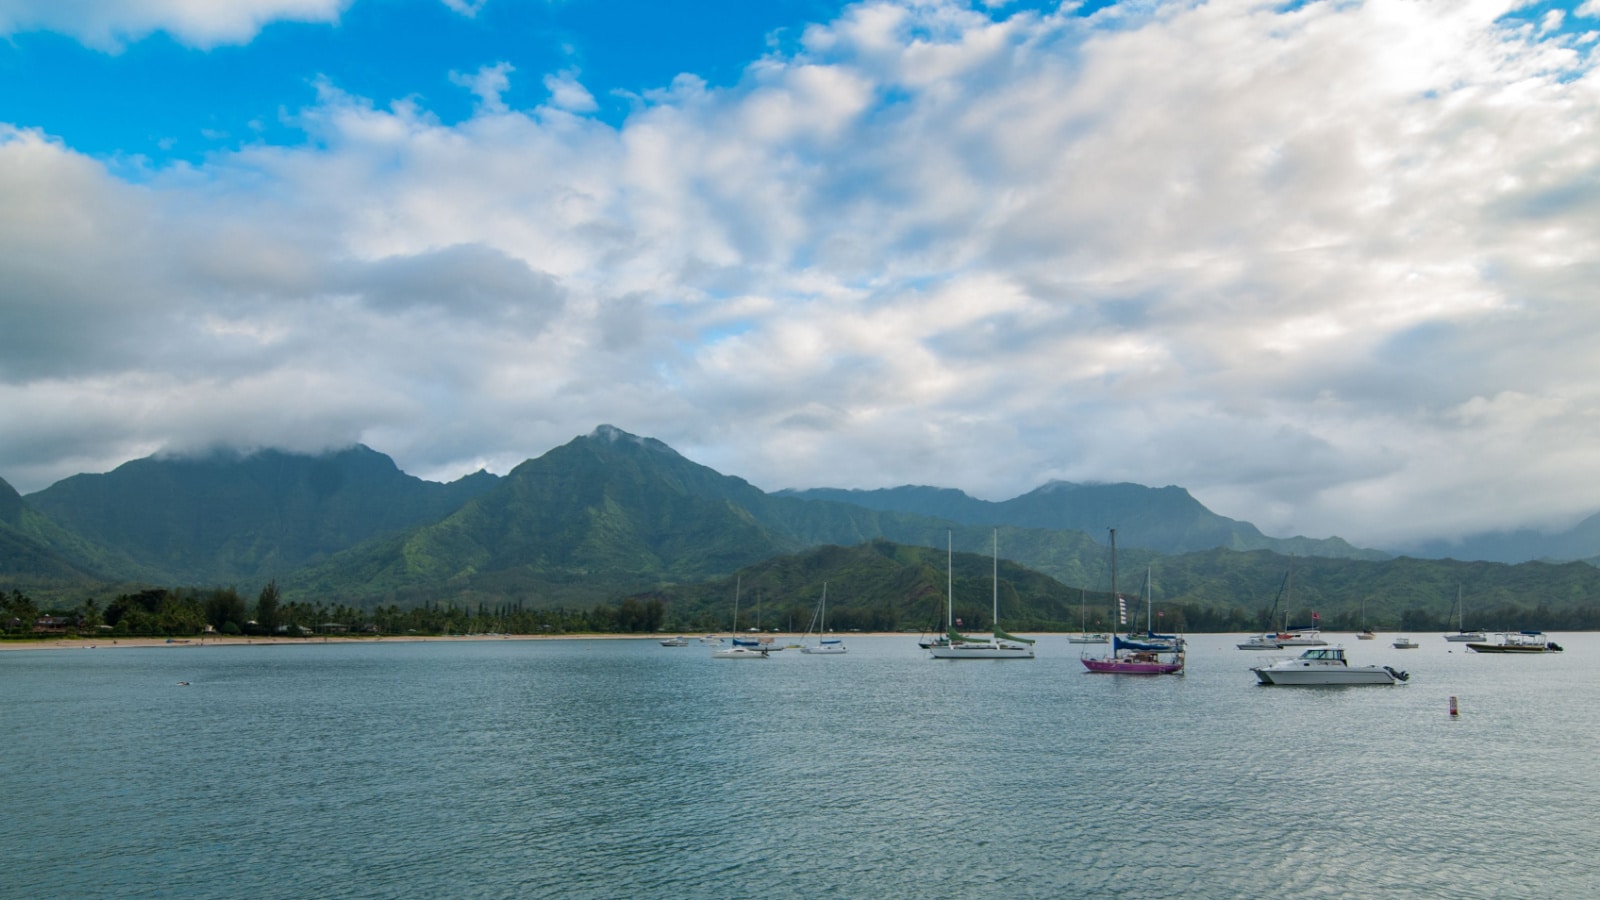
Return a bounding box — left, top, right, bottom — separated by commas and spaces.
9, 580, 1600, 638
2, 585, 670, 637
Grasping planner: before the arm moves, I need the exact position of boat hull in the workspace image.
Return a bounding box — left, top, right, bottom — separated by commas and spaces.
929, 645, 1034, 659
1253, 666, 1403, 685
1067, 634, 1109, 644
1466, 643, 1560, 653
1445, 633, 1485, 642
1082, 657, 1182, 675
711, 648, 769, 659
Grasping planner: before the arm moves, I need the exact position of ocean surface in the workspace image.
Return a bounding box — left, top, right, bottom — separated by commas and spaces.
4, 633, 1598, 899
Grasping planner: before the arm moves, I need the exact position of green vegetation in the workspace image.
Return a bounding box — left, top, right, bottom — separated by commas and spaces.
1, 585, 669, 638
6, 428, 1600, 630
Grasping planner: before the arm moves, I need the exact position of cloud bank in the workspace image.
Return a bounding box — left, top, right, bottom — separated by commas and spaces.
2, 0, 1599, 549
0, 0, 350, 49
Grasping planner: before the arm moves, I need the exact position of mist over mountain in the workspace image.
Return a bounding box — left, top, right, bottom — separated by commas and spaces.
1393, 514, 1600, 565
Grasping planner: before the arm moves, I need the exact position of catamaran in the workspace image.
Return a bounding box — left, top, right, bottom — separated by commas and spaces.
929, 530, 1035, 660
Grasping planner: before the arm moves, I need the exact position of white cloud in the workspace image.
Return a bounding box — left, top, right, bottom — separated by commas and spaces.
0, 0, 348, 50
5, 0, 1600, 550
439, 0, 488, 16
452, 62, 517, 115
543, 71, 599, 114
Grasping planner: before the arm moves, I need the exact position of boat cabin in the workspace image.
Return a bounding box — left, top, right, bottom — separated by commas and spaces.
1296, 647, 1348, 664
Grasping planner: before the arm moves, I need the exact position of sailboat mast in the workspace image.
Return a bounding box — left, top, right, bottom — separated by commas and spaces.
1109, 528, 1119, 634
992, 528, 999, 633
1146, 565, 1153, 636
946, 530, 953, 632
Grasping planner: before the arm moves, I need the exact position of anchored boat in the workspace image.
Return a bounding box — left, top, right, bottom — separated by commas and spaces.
1252, 646, 1409, 685
1466, 631, 1563, 654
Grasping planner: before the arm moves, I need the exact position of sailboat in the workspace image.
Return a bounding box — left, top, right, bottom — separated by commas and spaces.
799, 582, 847, 655
1443, 586, 1485, 642
1082, 529, 1184, 674
1273, 560, 1326, 646
1357, 599, 1376, 639
712, 576, 768, 659
1066, 588, 1109, 644
929, 530, 1035, 659
1238, 567, 1289, 650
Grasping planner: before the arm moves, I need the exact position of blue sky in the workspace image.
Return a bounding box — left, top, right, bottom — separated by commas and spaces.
2, 0, 855, 163
1, 0, 1094, 165
2, 0, 1600, 551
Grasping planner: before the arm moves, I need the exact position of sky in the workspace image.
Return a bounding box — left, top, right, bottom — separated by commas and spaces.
2, 0, 1598, 552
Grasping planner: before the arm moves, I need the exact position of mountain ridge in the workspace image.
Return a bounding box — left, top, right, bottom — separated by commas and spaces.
24, 444, 500, 585
6, 426, 1600, 620
778, 482, 1384, 560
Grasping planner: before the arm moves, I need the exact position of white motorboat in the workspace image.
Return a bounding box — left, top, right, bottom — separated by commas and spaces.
1392, 636, 1418, 649
659, 636, 690, 647
1252, 646, 1409, 685
711, 645, 769, 659
1467, 631, 1564, 653
1237, 633, 1281, 650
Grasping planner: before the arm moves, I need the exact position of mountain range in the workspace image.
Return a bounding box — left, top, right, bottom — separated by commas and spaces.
5, 425, 1600, 627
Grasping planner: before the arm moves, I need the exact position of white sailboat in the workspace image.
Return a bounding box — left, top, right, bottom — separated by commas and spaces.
929, 529, 1035, 660
1067, 587, 1109, 644
1273, 560, 1326, 646
1443, 586, 1485, 642
799, 582, 847, 655
712, 576, 768, 659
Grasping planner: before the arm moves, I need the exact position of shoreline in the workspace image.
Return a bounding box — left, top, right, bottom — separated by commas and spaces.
0, 633, 675, 652
0, 632, 922, 652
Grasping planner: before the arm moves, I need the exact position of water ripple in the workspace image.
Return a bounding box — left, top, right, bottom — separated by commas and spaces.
4, 635, 1600, 898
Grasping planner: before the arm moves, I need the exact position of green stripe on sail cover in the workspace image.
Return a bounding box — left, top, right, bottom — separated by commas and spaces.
948, 630, 979, 643
993, 628, 1036, 644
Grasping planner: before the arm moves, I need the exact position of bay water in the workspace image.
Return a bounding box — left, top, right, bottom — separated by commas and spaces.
4, 634, 1597, 898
